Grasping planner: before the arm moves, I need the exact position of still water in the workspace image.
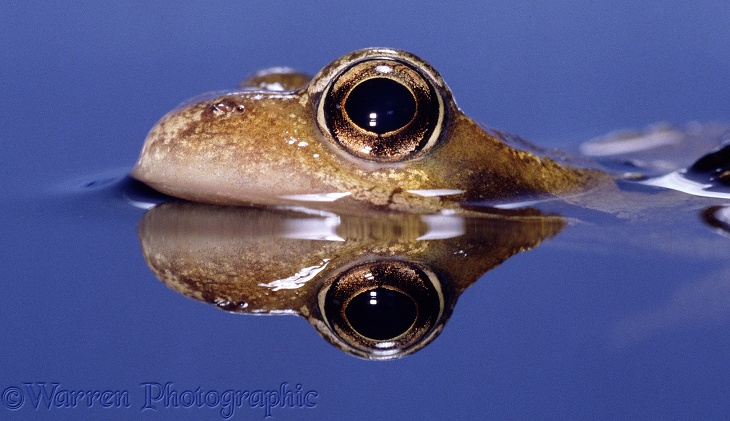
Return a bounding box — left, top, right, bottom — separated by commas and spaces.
3, 2, 730, 420
4, 128, 729, 420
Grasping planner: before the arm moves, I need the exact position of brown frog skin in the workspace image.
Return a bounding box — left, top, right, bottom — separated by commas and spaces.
131, 48, 609, 214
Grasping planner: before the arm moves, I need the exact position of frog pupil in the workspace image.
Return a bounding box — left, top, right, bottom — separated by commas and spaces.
344, 78, 416, 135
345, 287, 417, 340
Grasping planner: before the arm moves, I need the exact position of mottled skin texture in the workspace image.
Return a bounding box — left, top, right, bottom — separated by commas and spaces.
131, 48, 608, 213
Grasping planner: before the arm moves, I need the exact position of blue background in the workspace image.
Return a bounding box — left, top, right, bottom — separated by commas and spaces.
2, 1, 729, 420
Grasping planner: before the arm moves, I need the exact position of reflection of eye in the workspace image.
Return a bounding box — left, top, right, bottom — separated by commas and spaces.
345, 286, 417, 340
317, 58, 447, 163
318, 260, 445, 358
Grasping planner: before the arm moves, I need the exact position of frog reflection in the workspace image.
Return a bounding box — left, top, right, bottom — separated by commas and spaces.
137, 202, 564, 359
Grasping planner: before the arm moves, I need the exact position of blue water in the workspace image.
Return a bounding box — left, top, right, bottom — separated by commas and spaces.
2, 2, 730, 420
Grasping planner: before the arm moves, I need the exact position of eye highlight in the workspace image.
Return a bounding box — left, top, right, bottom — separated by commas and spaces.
345, 78, 416, 135
317, 58, 446, 163
345, 286, 417, 340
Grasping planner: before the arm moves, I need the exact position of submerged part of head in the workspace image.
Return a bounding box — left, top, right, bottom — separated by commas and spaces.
131, 48, 604, 213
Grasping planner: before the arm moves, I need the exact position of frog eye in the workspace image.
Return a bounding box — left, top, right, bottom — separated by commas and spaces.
316, 58, 447, 162
317, 260, 445, 358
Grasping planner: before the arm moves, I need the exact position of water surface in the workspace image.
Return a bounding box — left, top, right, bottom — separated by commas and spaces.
2, 1, 730, 419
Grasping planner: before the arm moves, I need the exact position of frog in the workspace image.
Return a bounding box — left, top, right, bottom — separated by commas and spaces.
131, 47, 730, 214
126, 48, 730, 360
130, 48, 624, 214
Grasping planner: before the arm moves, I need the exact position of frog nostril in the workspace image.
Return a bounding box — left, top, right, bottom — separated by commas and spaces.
344, 78, 416, 135
210, 99, 244, 115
